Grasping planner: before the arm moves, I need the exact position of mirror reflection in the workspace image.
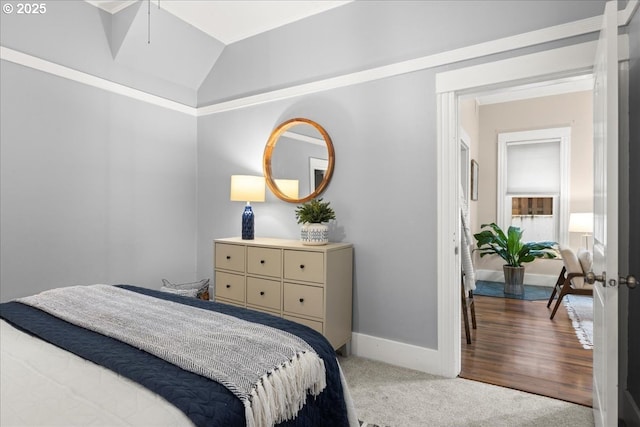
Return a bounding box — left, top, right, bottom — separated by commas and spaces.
263, 118, 334, 203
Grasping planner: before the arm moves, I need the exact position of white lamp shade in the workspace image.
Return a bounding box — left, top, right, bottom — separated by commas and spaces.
274, 179, 299, 199
568, 212, 593, 233
230, 175, 265, 202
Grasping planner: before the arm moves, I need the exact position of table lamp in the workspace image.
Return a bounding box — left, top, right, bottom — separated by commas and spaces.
230, 175, 265, 240
568, 212, 593, 251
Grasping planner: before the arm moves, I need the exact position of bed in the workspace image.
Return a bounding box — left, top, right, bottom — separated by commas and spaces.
0, 284, 359, 427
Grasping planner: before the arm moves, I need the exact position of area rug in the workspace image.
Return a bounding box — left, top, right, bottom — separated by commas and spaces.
563, 294, 593, 349
473, 280, 553, 301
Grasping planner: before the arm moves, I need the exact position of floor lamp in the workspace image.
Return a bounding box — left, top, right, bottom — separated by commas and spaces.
568, 212, 593, 251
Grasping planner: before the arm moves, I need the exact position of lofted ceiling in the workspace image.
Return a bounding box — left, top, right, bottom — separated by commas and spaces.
85, 0, 351, 45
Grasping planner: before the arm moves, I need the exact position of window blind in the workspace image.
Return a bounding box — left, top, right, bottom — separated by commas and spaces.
506, 140, 560, 194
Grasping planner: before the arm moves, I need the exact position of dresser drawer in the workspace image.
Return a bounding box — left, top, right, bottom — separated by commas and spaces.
214, 271, 245, 303
284, 250, 324, 283
283, 315, 323, 334
215, 243, 245, 272
283, 283, 323, 318
247, 277, 281, 311
247, 247, 282, 278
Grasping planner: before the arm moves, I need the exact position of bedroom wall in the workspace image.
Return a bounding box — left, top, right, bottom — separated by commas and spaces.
0, 5, 199, 301
198, 0, 604, 106
195, 2, 605, 351
0, 0, 608, 360
198, 70, 437, 347
0, 0, 223, 106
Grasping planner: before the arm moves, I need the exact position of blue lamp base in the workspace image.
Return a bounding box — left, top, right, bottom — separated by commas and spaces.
241, 204, 255, 240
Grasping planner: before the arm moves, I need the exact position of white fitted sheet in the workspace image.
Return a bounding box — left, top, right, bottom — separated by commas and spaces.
0, 319, 360, 427
0, 320, 194, 427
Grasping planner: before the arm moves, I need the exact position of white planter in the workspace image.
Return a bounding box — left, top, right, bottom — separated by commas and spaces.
300, 223, 329, 245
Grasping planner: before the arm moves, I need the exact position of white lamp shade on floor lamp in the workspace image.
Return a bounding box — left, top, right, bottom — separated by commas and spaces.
569, 212, 593, 250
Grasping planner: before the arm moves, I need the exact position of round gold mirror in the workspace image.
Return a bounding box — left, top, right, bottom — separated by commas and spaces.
263, 118, 335, 203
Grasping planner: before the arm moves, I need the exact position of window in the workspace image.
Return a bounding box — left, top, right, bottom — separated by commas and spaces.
497, 128, 570, 245
511, 197, 554, 242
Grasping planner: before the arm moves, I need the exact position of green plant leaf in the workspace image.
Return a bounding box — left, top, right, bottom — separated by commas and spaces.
295, 198, 336, 224
473, 223, 558, 267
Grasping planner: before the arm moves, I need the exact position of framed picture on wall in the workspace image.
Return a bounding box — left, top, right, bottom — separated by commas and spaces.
471, 159, 479, 201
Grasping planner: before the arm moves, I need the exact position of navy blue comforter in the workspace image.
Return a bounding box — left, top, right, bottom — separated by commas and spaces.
0, 285, 349, 427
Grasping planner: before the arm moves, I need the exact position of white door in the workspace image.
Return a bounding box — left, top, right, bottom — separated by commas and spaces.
592, 2, 619, 426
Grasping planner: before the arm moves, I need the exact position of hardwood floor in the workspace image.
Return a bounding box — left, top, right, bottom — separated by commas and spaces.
460, 294, 593, 407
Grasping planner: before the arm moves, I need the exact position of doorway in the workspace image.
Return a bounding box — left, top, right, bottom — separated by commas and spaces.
457, 78, 594, 405
434, 38, 601, 378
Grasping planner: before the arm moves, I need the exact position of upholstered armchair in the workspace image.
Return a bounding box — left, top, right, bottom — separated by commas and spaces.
547, 245, 594, 319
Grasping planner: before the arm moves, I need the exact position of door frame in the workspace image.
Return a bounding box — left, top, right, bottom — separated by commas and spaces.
435, 36, 629, 378
460, 127, 471, 203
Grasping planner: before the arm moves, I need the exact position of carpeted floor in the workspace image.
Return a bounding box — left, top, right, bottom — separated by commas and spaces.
473, 280, 553, 301
340, 355, 594, 427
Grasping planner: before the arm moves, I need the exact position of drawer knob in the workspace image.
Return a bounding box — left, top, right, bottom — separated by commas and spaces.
299, 298, 304, 303
299, 264, 305, 269
260, 291, 265, 296
226, 255, 231, 260
226, 284, 231, 288
260, 260, 265, 264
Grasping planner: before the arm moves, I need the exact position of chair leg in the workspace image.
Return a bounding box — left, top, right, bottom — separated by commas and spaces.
549, 295, 564, 320
546, 286, 558, 308
550, 281, 571, 320
469, 290, 477, 329
547, 267, 565, 308
462, 282, 471, 344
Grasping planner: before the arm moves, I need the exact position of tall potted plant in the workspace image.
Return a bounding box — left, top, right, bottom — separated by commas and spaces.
295, 198, 336, 245
474, 223, 558, 295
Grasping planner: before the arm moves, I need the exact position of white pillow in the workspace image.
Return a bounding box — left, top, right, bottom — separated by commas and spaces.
159, 286, 200, 298
559, 246, 582, 274
559, 246, 585, 288
160, 279, 210, 300
576, 248, 593, 274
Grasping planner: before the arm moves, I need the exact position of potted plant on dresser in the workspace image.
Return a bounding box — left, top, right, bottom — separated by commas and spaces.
295, 198, 336, 246
474, 223, 558, 295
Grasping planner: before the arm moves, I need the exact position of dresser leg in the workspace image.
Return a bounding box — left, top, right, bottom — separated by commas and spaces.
336, 341, 351, 357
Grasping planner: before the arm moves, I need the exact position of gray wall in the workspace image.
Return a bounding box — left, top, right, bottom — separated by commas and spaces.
1, 1, 608, 349
0, 1, 212, 301
0, 61, 197, 301
196, 1, 604, 349
198, 71, 437, 346
198, 0, 604, 105
0, 0, 223, 106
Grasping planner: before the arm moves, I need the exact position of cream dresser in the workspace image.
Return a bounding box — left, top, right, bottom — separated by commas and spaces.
214, 237, 353, 351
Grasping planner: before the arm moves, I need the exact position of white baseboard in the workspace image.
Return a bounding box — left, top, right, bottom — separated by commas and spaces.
475, 269, 557, 287
350, 332, 446, 376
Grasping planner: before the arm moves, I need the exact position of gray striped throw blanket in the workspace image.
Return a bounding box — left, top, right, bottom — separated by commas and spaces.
18, 285, 326, 427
